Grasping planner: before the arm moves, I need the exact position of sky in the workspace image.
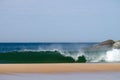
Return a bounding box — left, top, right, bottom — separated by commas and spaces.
0, 0, 120, 42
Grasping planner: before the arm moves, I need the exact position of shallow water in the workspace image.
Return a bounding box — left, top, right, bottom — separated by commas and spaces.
0, 72, 120, 80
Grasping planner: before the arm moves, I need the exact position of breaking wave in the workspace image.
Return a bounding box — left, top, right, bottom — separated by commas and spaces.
105, 49, 120, 62
0, 48, 120, 63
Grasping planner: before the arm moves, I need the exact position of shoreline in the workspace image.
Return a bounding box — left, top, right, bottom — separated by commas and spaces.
0, 63, 120, 73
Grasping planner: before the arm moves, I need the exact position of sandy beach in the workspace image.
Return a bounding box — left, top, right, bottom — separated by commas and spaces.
0, 63, 120, 73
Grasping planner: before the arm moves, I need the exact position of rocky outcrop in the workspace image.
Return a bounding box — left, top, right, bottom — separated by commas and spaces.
98, 40, 115, 47
84, 40, 115, 51
113, 41, 120, 49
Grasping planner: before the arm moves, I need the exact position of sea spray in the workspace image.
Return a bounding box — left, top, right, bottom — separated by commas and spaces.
84, 49, 120, 63
105, 49, 120, 62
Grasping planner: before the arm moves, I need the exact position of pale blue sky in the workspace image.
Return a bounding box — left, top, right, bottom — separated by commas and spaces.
0, 0, 120, 42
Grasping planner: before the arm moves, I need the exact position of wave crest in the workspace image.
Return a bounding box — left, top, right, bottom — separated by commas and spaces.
21, 49, 85, 61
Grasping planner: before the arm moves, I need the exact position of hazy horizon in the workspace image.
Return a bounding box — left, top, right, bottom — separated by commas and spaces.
0, 0, 120, 42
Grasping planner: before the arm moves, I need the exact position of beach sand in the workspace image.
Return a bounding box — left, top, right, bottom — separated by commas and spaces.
0, 63, 120, 73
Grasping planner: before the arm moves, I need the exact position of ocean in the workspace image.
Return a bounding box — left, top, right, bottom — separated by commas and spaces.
0, 43, 120, 63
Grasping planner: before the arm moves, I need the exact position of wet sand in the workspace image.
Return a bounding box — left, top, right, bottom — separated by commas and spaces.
1, 72, 120, 80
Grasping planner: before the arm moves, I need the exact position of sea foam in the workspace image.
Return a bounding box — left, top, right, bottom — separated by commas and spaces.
105, 49, 120, 62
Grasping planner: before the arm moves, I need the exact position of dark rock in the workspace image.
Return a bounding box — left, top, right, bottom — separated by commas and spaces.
84, 40, 115, 51
113, 41, 120, 49
98, 39, 115, 47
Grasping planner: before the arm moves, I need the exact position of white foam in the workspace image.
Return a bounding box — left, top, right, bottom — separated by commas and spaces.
89, 55, 105, 63
105, 49, 120, 62
59, 50, 84, 61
